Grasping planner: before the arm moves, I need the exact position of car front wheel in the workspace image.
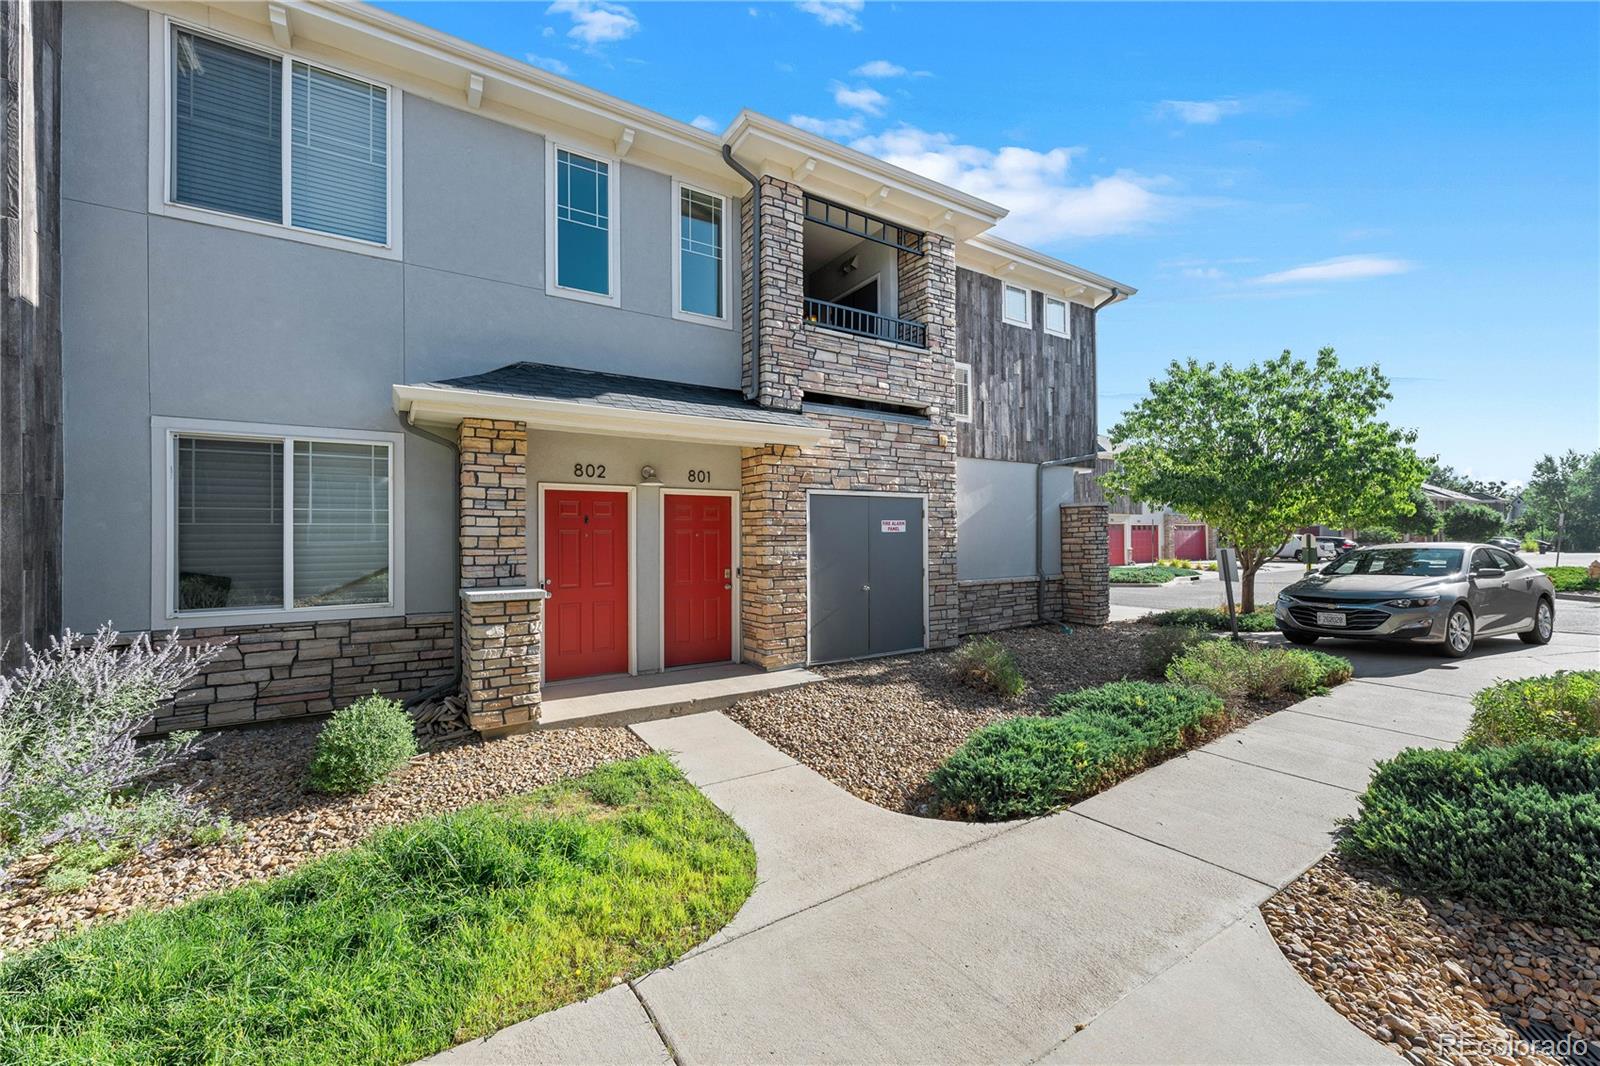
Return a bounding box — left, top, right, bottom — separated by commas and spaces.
1283, 629, 1319, 645
1440, 605, 1474, 658
1519, 598, 1554, 645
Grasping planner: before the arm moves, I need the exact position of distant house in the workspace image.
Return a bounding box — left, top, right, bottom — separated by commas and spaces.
1422, 483, 1511, 514
1075, 438, 1216, 564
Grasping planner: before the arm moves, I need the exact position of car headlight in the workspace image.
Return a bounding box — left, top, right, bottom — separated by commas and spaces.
1384, 596, 1439, 608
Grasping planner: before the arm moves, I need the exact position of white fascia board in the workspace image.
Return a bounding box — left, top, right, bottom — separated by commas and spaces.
392, 384, 827, 448
960, 234, 1137, 305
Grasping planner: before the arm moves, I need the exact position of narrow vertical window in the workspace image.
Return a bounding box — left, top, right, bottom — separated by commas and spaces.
953, 363, 973, 422
291, 62, 388, 243
678, 187, 724, 318
1044, 296, 1069, 337
171, 29, 282, 222
555, 148, 612, 295
1002, 283, 1031, 326
176, 437, 284, 610
293, 441, 390, 606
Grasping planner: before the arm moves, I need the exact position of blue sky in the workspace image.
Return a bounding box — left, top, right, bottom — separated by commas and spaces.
378, 1, 1599, 485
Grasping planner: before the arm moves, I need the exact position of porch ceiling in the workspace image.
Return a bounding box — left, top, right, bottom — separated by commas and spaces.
393, 362, 826, 447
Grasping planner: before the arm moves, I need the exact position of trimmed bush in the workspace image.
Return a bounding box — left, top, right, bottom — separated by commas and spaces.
949, 637, 1027, 698
1540, 566, 1600, 593
1165, 640, 1351, 700
1140, 625, 1210, 675
1110, 565, 1195, 585
1338, 741, 1600, 934
1465, 671, 1599, 747
930, 681, 1225, 820
1149, 607, 1278, 632
307, 695, 417, 795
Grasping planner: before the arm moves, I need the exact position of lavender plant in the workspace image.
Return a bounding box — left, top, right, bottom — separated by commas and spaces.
0, 626, 227, 879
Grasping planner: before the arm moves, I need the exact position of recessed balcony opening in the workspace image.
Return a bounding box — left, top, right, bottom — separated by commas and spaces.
802, 194, 927, 348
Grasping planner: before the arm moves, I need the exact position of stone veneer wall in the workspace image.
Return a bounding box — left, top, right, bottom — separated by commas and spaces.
460, 590, 543, 734
1059, 503, 1110, 624
957, 578, 1066, 636
153, 613, 455, 733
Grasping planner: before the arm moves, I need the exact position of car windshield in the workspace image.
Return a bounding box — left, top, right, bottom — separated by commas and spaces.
1323, 548, 1463, 577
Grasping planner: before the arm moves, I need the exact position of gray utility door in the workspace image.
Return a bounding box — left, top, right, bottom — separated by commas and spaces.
808, 493, 925, 664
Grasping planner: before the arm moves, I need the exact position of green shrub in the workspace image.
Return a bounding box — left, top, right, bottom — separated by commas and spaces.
1540, 566, 1600, 593
1465, 671, 1600, 747
1149, 607, 1278, 632
930, 681, 1225, 820
949, 637, 1027, 698
1109, 565, 1195, 585
1521, 537, 1539, 552
1140, 626, 1210, 675
1339, 741, 1600, 933
1356, 527, 1402, 545
1165, 640, 1351, 700
307, 695, 417, 795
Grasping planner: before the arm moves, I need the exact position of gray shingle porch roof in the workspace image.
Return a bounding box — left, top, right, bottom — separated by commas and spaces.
393, 362, 824, 446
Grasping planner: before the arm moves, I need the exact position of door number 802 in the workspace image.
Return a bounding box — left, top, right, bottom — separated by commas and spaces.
573, 463, 606, 478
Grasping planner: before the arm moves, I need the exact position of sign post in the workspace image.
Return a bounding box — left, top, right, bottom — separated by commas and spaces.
1556, 512, 1565, 568
1218, 547, 1242, 642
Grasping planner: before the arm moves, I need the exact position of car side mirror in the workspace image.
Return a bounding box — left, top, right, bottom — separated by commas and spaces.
1474, 567, 1505, 580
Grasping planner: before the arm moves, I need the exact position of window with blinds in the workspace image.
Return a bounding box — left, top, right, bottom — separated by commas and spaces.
175, 434, 391, 614
953, 363, 973, 423
169, 27, 390, 244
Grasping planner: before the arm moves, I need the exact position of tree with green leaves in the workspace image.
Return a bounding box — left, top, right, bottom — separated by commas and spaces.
1525, 450, 1600, 551
1104, 348, 1428, 611
1441, 503, 1504, 542
1393, 486, 1441, 539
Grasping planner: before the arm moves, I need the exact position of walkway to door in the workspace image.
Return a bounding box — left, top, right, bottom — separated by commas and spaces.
537, 663, 821, 729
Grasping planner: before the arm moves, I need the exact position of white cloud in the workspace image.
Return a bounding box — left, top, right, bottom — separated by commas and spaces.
1252, 255, 1414, 285
796, 0, 863, 30
524, 52, 571, 76
546, 0, 639, 47
852, 59, 930, 78
789, 113, 866, 139
1154, 98, 1247, 125
690, 114, 722, 133
851, 126, 1177, 241
832, 84, 888, 115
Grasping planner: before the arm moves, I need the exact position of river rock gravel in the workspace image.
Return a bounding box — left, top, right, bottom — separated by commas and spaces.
1262, 856, 1600, 1066
0, 721, 646, 959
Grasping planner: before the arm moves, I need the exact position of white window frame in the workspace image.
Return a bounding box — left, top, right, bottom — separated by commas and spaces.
1002, 282, 1032, 327
953, 362, 973, 423
151, 417, 406, 628
1043, 296, 1071, 339
547, 139, 622, 307
148, 13, 403, 260
670, 179, 732, 328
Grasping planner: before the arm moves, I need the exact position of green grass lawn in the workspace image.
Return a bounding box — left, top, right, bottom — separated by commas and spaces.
0, 755, 755, 1066
1109, 565, 1198, 585
1540, 566, 1600, 593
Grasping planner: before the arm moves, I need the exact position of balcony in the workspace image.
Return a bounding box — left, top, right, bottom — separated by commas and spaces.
805, 297, 926, 349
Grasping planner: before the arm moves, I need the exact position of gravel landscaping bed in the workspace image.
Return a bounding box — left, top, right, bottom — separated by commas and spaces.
727, 622, 1295, 815
0, 721, 645, 959
1263, 856, 1600, 1066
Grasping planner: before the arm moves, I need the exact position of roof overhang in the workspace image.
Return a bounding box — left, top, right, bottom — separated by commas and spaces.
393, 383, 827, 449
959, 234, 1136, 307
724, 111, 1007, 242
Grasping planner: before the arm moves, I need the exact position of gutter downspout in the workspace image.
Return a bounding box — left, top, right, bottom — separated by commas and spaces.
1034, 287, 1121, 622
721, 144, 761, 403
403, 422, 464, 709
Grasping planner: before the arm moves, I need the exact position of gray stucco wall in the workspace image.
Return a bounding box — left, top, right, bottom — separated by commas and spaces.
956, 457, 1077, 580
58, 2, 744, 633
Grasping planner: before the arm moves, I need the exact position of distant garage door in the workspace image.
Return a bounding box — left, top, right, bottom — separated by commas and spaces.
1172, 523, 1209, 560
1130, 525, 1159, 563
808, 493, 926, 664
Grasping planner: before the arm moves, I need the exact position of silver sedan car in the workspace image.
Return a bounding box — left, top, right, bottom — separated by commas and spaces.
1275, 543, 1556, 657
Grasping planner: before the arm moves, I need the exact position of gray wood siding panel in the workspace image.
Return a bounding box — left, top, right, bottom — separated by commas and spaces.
954, 268, 1096, 463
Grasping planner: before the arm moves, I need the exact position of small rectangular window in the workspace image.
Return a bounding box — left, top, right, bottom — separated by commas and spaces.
953, 363, 973, 422
293, 441, 391, 607
176, 437, 285, 611
1003, 283, 1030, 326
555, 147, 613, 296
678, 186, 724, 319
1044, 296, 1069, 338
172, 30, 283, 223
290, 63, 388, 243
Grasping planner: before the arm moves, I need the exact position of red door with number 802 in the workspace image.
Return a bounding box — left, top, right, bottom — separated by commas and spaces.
544, 490, 629, 681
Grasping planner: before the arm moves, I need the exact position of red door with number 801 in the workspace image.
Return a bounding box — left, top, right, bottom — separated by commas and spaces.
663, 494, 732, 667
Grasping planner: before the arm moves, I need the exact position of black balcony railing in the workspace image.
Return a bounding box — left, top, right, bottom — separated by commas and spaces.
804, 297, 927, 349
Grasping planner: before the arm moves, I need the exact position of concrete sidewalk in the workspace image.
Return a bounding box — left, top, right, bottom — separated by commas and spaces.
429, 630, 1598, 1065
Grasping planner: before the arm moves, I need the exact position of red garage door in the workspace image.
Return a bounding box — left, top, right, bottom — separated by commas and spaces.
1107, 523, 1126, 566
1130, 525, 1159, 563
1173, 524, 1208, 560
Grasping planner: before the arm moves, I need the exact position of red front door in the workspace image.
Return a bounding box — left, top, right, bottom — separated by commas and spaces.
544, 490, 629, 682
663, 494, 733, 668
1130, 525, 1159, 563
1108, 523, 1126, 566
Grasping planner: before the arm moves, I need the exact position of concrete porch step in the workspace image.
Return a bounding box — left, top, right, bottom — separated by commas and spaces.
538, 663, 822, 730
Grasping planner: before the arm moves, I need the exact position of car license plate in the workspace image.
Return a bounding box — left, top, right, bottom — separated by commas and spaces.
1316, 611, 1346, 627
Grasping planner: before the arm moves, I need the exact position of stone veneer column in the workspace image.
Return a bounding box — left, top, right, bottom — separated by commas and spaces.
456, 418, 542, 733
1059, 503, 1110, 625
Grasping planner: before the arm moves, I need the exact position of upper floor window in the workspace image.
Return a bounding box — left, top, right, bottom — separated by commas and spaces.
675, 183, 727, 323
169, 27, 390, 245
1003, 283, 1031, 327
549, 144, 618, 304
953, 363, 973, 423
1044, 296, 1070, 338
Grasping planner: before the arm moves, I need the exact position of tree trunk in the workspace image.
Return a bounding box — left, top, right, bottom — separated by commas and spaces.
1238, 553, 1264, 613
